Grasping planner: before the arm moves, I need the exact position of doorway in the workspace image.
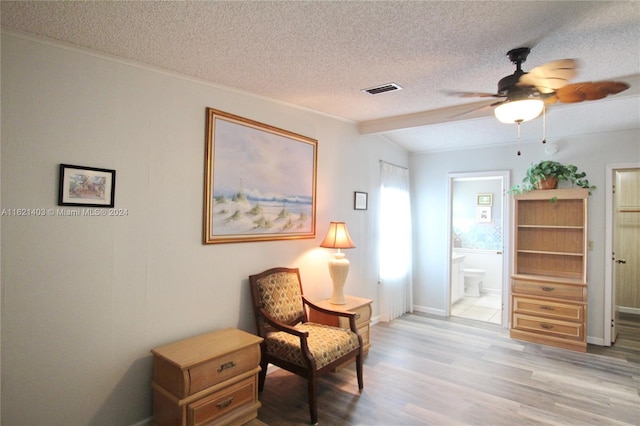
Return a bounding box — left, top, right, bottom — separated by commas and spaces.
605, 165, 640, 345
447, 171, 510, 326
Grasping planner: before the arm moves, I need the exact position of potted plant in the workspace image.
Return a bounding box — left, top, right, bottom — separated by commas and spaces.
510, 160, 596, 195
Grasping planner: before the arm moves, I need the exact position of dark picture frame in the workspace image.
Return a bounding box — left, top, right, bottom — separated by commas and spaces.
203, 108, 317, 244
58, 164, 116, 207
354, 191, 368, 210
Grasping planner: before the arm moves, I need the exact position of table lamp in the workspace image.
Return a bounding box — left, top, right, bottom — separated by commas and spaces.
320, 222, 356, 304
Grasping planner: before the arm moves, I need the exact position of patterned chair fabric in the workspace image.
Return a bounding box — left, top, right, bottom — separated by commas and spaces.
266, 323, 360, 369
254, 270, 305, 324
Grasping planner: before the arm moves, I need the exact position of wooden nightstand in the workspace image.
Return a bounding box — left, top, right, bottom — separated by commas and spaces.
151, 328, 263, 426
308, 295, 373, 357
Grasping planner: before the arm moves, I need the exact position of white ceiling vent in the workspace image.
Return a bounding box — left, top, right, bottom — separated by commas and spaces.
362, 83, 403, 95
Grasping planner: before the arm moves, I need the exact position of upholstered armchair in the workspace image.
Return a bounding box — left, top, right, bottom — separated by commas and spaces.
249, 267, 364, 424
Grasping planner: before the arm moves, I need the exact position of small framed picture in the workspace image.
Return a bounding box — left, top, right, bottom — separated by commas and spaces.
354, 191, 368, 210
476, 193, 493, 206
58, 164, 116, 207
476, 206, 492, 223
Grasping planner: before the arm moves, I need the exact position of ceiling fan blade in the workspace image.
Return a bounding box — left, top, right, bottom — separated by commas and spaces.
448, 91, 502, 98
554, 81, 630, 103
517, 59, 577, 93
450, 100, 506, 118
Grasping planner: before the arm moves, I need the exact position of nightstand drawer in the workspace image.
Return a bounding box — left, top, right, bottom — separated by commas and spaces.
338, 303, 372, 329
151, 328, 263, 426
188, 346, 260, 396
512, 296, 584, 321
512, 279, 586, 301
512, 313, 584, 340
188, 376, 258, 426
152, 329, 262, 398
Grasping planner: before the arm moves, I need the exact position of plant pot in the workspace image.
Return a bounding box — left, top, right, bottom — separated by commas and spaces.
535, 177, 558, 190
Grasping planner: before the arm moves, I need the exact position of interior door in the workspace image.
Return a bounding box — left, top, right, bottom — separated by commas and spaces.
612, 168, 640, 342
447, 171, 510, 326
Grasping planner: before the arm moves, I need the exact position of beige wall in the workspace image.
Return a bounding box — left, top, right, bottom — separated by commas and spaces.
4, 30, 639, 426
411, 128, 640, 343
0, 33, 408, 425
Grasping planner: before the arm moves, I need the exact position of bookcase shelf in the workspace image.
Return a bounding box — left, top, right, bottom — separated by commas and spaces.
510, 188, 589, 352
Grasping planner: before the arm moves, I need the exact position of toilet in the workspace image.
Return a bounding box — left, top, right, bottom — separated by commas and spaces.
463, 268, 485, 297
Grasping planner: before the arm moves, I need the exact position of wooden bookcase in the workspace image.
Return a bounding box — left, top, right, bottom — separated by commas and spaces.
510, 188, 589, 352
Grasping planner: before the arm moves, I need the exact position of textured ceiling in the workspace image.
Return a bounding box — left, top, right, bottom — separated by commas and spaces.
2, 1, 639, 152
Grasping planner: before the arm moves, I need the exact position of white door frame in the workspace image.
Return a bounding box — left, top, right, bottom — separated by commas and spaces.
446, 170, 511, 327
603, 162, 640, 345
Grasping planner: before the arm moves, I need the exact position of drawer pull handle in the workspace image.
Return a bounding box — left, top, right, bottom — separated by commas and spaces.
540, 323, 554, 330
217, 361, 236, 372
216, 397, 234, 409
541, 286, 555, 292
355, 313, 361, 320
540, 306, 555, 311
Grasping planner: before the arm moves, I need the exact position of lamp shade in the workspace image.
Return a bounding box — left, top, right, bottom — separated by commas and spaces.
494, 99, 544, 124
320, 222, 355, 249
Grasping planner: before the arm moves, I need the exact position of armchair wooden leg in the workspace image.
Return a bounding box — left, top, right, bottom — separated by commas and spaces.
356, 353, 364, 391
258, 359, 268, 392
308, 373, 318, 425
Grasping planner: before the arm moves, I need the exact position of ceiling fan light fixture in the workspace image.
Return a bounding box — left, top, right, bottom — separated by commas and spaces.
494, 99, 544, 124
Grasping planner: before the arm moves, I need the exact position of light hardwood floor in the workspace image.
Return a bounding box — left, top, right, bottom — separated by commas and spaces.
256, 312, 640, 425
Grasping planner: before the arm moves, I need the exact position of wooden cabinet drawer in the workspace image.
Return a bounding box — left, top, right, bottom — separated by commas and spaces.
512, 296, 584, 322
338, 303, 372, 329
512, 313, 584, 341
512, 279, 586, 301
188, 345, 260, 396
152, 329, 263, 426
152, 329, 262, 399
187, 376, 257, 426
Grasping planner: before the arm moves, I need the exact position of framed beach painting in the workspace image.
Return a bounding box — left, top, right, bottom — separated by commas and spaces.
203, 108, 317, 244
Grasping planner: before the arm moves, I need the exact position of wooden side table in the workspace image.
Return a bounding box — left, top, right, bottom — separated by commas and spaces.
151, 328, 263, 426
308, 295, 373, 359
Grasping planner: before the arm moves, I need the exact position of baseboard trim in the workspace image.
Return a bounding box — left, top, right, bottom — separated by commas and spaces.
587, 335, 605, 346
130, 417, 152, 426
413, 305, 446, 316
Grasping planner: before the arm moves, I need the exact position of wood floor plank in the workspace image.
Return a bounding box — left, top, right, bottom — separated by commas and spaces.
256, 313, 640, 425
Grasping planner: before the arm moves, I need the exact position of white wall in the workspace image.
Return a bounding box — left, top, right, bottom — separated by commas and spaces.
0, 33, 408, 425
412, 127, 640, 342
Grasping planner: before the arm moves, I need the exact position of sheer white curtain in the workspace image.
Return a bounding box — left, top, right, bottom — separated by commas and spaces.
378, 161, 413, 322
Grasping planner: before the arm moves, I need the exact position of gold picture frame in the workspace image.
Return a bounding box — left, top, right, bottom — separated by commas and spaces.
203, 108, 317, 244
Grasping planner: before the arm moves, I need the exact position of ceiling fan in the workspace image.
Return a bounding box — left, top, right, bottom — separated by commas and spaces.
453, 47, 630, 124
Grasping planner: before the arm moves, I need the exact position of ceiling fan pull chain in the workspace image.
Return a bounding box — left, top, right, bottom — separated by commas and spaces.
544, 105, 547, 141
517, 123, 521, 156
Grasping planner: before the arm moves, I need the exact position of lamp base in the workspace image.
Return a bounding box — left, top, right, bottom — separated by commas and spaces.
328, 253, 349, 305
